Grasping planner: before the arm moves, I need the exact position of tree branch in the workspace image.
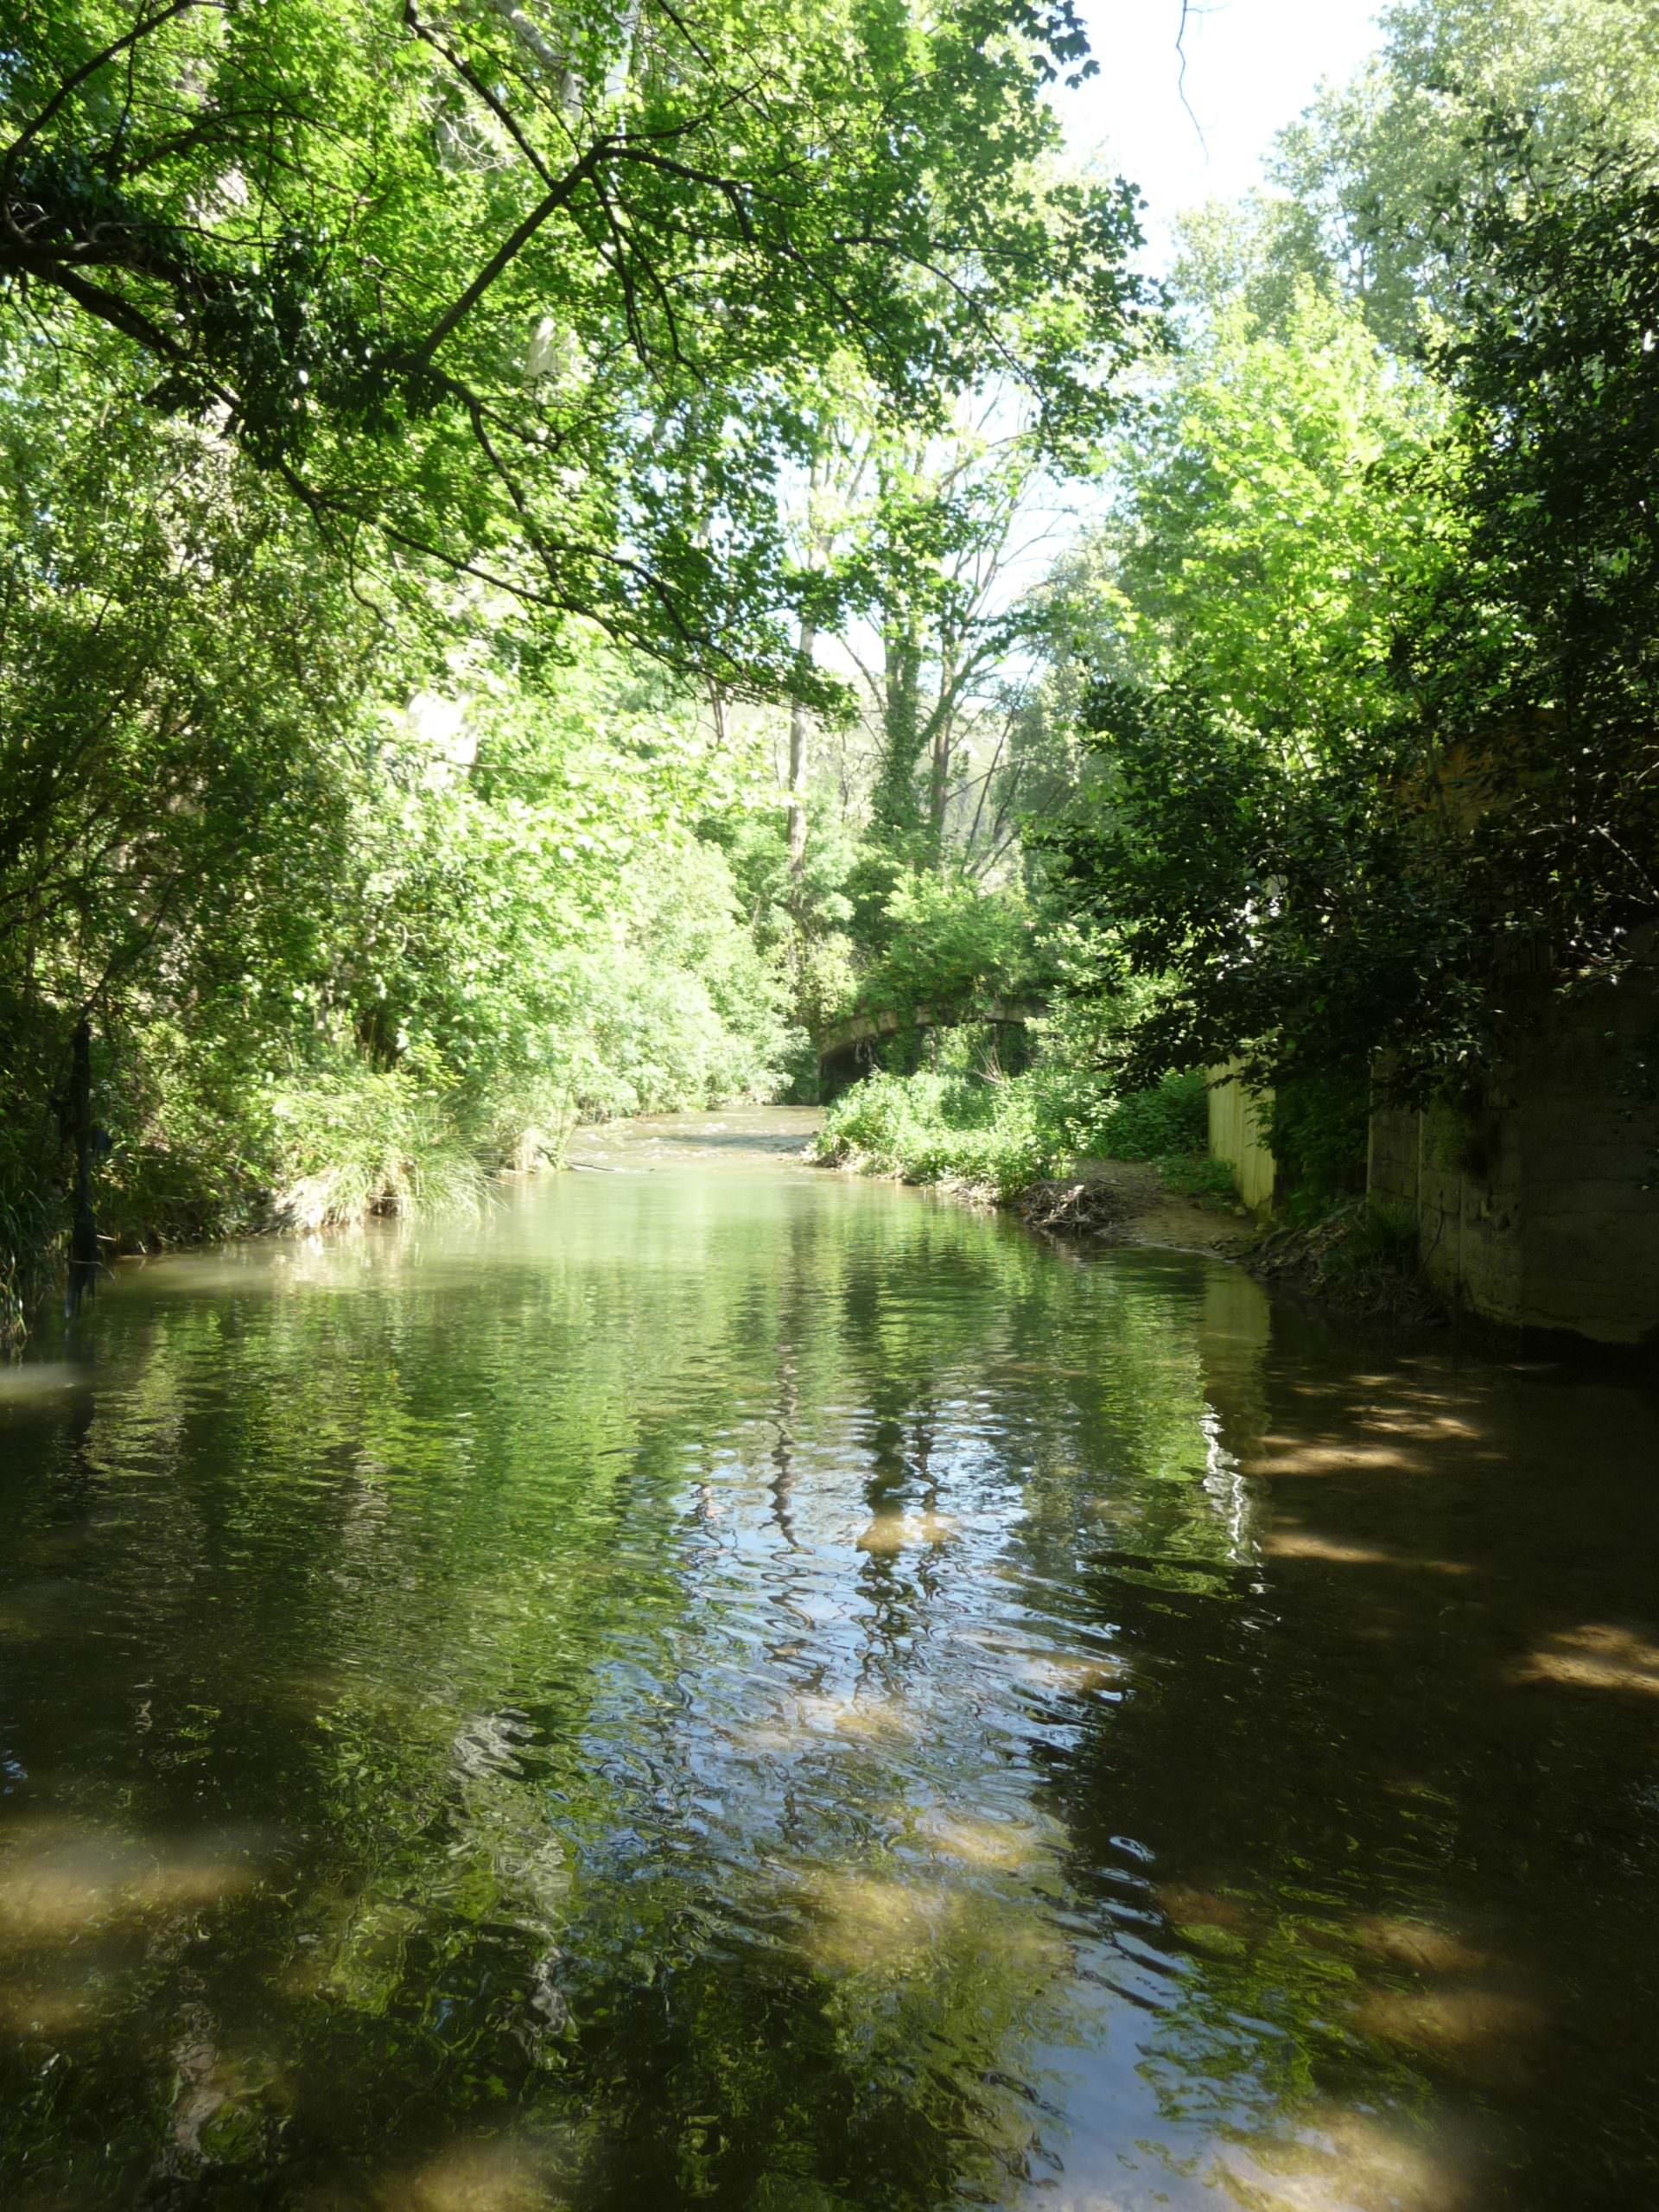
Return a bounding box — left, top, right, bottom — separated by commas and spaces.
2, 0, 227, 194
413, 142, 607, 364
403, 0, 555, 185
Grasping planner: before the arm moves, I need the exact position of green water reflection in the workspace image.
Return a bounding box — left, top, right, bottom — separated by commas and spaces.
1, 1113, 1656, 2210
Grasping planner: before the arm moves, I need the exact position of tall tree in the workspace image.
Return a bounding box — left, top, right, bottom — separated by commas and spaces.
1048, 139, 1659, 1103
1270, 0, 1659, 346
1, 0, 1146, 683
856, 402, 1077, 868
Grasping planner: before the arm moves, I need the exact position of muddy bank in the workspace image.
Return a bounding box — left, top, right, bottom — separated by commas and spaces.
1015, 1164, 1449, 1331
1014, 1158, 1255, 1257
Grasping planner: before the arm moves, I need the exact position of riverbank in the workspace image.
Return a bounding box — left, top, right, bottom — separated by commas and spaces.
1012, 1157, 1255, 1257
2, 1083, 797, 1355
806, 1067, 1450, 1323
813, 1130, 1451, 1332
1014, 1168, 1447, 1325
804, 1064, 1262, 1262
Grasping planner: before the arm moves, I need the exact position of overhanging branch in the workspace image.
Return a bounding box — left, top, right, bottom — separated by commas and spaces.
412, 142, 608, 364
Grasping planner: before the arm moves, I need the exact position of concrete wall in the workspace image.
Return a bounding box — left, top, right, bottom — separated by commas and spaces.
1369, 967, 1659, 1346
1207, 1068, 1277, 1212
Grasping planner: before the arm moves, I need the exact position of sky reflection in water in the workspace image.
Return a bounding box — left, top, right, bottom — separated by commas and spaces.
1, 1109, 1656, 2211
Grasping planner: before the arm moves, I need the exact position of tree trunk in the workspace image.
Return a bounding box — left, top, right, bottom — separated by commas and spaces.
64, 1017, 99, 1317
927, 626, 957, 865
786, 618, 816, 886
874, 609, 925, 839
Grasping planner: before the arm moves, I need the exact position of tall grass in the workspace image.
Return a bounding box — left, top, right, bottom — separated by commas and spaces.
264, 1073, 492, 1232
0, 1128, 60, 1351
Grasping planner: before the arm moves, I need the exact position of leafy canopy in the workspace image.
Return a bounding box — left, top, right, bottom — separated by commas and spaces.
0, 0, 1146, 684
1049, 138, 1659, 1103
1270, 0, 1659, 347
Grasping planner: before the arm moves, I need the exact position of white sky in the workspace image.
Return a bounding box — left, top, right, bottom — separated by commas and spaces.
1059, 0, 1389, 264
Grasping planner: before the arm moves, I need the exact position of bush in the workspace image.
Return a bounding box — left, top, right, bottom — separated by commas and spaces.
1269, 1067, 1370, 1217
99, 1044, 494, 1246
810, 1067, 1064, 1199
1319, 1196, 1420, 1282
0, 1128, 59, 1351
1090, 1070, 1209, 1161
811, 1056, 1237, 1209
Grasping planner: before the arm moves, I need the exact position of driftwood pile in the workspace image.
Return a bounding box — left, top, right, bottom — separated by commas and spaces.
1014, 1176, 1136, 1237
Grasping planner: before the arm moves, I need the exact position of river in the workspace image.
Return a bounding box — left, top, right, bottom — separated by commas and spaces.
2, 1109, 1656, 2211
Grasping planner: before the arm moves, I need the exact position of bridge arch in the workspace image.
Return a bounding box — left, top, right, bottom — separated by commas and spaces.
813, 997, 1043, 1097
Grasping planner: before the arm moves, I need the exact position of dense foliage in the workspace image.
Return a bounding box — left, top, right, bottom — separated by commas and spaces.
811, 1061, 1062, 1198
0, 0, 1145, 682
0, 331, 801, 1338
1271, 0, 1659, 347
1046, 14, 1659, 1151
810, 1046, 1214, 1202
9, 0, 1659, 1325
0, 0, 1159, 1339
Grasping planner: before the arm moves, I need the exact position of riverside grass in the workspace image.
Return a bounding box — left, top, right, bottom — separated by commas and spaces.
810, 1064, 1217, 1205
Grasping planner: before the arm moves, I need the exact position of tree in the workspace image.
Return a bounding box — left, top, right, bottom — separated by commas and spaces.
1075, 282, 1450, 749
1269, 0, 1659, 347
1035, 272, 1459, 1097
1404, 130, 1659, 996
0, 343, 391, 1074
856, 404, 1076, 868
1, 0, 1147, 684
0, 321, 809, 1336
1047, 139, 1659, 1105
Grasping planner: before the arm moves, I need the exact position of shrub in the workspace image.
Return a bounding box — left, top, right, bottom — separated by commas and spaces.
810, 1068, 1064, 1198
1269, 1067, 1370, 1217
261, 1074, 490, 1231
812, 1056, 1239, 1208
100, 1047, 493, 1245
1090, 1070, 1210, 1161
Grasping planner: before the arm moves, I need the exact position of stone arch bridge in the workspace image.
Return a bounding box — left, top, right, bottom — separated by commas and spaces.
814, 996, 1044, 1096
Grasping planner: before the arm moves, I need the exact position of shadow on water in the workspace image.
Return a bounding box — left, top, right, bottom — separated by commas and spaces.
1, 1115, 1656, 2210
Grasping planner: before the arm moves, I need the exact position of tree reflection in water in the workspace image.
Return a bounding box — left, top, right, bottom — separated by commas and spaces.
0, 1127, 1656, 2209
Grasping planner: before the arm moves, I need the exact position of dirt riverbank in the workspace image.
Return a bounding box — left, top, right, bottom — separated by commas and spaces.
1014, 1158, 1255, 1257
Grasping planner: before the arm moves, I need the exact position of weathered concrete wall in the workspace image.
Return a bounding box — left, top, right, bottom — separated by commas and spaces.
1207, 1068, 1276, 1212
1369, 968, 1659, 1346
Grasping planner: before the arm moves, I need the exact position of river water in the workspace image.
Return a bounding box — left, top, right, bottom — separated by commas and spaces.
2, 1110, 1656, 2212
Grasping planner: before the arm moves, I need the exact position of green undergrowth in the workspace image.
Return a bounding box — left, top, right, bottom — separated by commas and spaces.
3, 1023, 776, 1351
810, 1068, 1062, 1200
67, 1052, 581, 1265
1159, 1152, 1242, 1204
810, 1056, 1227, 1205
1088, 1070, 1235, 1198
0, 1126, 60, 1351
1089, 1068, 1208, 1161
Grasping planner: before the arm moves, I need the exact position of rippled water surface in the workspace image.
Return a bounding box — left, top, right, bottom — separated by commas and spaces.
3, 1109, 1657, 2211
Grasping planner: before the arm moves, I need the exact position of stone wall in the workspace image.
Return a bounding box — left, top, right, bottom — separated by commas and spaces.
1368, 969, 1659, 1346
